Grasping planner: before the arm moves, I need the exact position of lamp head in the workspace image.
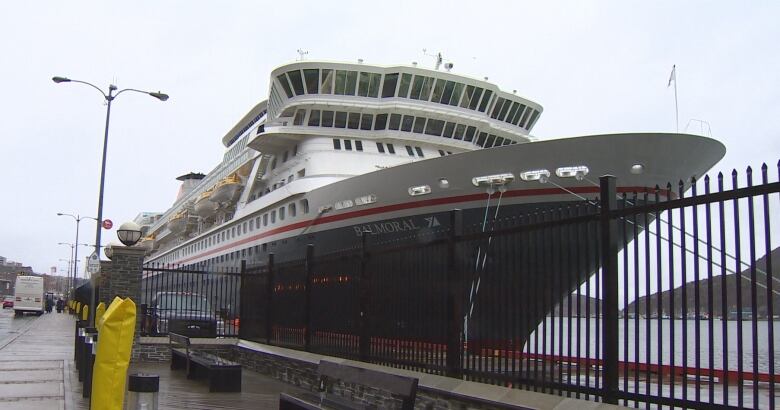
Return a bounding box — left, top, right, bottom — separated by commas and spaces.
149, 91, 169, 101
116, 221, 142, 246
57, 213, 63, 216
52, 76, 71, 83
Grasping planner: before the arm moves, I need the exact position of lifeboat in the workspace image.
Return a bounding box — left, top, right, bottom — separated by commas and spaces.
193, 189, 219, 218
167, 210, 190, 234
137, 235, 157, 253
210, 174, 242, 204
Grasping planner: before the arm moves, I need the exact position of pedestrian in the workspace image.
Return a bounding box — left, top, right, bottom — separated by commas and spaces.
56, 298, 64, 313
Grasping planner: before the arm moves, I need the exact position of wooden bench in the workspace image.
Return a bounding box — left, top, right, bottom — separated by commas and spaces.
169, 332, 242, 392
279, 361, 418, 410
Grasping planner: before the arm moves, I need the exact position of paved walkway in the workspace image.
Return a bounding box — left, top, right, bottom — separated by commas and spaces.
0, 312, 305, 410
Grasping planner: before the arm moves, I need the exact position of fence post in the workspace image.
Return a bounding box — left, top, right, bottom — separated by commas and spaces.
305, 244, 314, 352
600, 175, 619, 404
266, 253, 275, 345
446, 209, 464, 378
359, 232, 370, 361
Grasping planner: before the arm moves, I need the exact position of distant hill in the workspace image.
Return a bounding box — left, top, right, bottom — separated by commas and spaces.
625, 247, 780, 318
552, 294, 602, 317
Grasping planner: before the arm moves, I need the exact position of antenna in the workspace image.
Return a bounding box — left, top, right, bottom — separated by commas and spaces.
296, 49, 309, 61
422, 49, 450, 71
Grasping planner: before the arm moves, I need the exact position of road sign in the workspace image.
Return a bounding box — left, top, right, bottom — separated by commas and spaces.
87, 252, 100, 274
102, 219, 113, 230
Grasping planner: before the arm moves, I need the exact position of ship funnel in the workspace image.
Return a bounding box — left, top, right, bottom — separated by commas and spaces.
175, 172, 206, 202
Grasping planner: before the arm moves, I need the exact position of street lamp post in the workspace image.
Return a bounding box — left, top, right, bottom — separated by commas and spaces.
58, 242, 90, 295
57, 213, 97, 297
53, 76, 168, 326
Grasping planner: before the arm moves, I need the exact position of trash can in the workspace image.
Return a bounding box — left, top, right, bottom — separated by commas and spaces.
127, 373, 159, 410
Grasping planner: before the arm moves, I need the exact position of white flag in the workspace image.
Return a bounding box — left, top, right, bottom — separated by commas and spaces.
667, 65, 676, 87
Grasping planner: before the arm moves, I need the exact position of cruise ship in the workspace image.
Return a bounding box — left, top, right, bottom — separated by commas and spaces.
136, 59, 725, 342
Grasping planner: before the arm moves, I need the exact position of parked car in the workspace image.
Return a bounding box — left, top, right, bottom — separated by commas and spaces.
2, 296, 14, 309
144, 292, 220, 337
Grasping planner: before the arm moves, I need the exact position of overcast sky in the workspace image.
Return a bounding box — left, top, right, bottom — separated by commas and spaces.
1, 1, 778, 275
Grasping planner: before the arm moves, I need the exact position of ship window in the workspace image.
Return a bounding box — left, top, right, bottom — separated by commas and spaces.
442, 122, 455, 138
346, 71, 357, 95
430, 79, 446, 102
398, 73, 412, 98
374, 113, 388, 130
376, 142, 385, 153
322, 111, 334, 127
413, 117, 426, 133
415, 146, 424, 157
241, 249, 246, 257
419, 76, 434, 100
491, 97, 505, 119
244, 223, 248, 234
335, 111, 348, 128
262, 243, 267, 252
333, 139, 341, 150
289, 203, 296, 217
465, 126, 477, 141
277, 74, 294, 98
439, 150, 445, 156
449, 83, 464, 106
279, 207, 285, 220
287, 70, 305, 96
308, 110, 321, 126
344, 140, 353, 151
453, 124, 465, 140
505, 102, 520, 123
477, 132, 488, 147
271, 210, 276, 223
281, 107, 296, 117
381, 73, 398, 98
387, 143, 395, 154
303, 69, 319, 94
512, 105, 527, 125
497, 137, 507, 146
263, 214, 268, 226
405, 145, 414, 156
288, 175, 294, 183
255, 217, 260, 228
401, 115, 414, 132
485, 134, 496, 148
519, 107, 532, 128
527, 110, 541, 129
271, 158, 277, 170
498, 100, 512, 121
293, 144, 298, 156
301, 199, 309, 213
293, 109, 305, 125
460, 85, 475, 108
368, 73, 381, 97
425, 119, 445, 136
388, 114, 401, 130
347, 112, 360, 129
355, 140, 363, 151
321, 69, 334, 94
440, 81, 455, 104
478, 90, 493, 112
358, 72, 370, 97
334, 70, 347, 95
409, 75, 425, 99
297, 168, 305, 177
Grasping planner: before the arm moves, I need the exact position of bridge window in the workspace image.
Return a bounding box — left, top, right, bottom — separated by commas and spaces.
494, 137, 505, 146
308, 110, 321, 126
355, 140, 363, 151
415, 147, 424, 157
478, 90, 492, 112
333, 139, 341, 150
293, 109, 305, 125
425, 119, 445, 136
287, 70, 305, 96
277, 74, 294, 98
449, 83, 463, 106
374, 113, 388, 130
413, 117, 426, 133
453, 124, 465, 140
464, 126, 477, 142
358, 72, 381, 97
344, 140, 353, 151
527, 110, 540, 130
322, 111, 334, 127
519, 107, 532, 128
505, 102, 520, 123
335, 111, 348, 128
386, 143, 395, 154
477, 132, 487, 147
398, 73, 412, 98
303, 69, 319, 94
401, 115, 414, 132
485, 134, 496, 148
360, 114, 373, 130
376, 142, 385, 153
431, 79, 446, 102
347, 112, 360, 129
491, 97, 505, 119
388, 114, 401, 130
442, 122, 455, 138
381, 73, 398, 98
321, 69, 334, 94
405, 145, 414, 156
440, 81, 456, 104
511, 105, 526, 125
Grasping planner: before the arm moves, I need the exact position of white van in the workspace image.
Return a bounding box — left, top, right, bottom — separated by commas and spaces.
14, 275, 44, 316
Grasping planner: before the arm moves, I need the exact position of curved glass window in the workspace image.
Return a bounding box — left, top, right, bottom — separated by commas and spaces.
360, 114, 373, 130
449, 83, 464, 106
469, 88, 483, 110
519, 107, 532, 128
425, 119, 445, 136
308, 110, 321, 126
442, 122, 455, 138
430, 79, 446, 103
409, 75, 425, 99
485, 134, 496, 148
491, 97, 505, 119
277, 75, 294, 98
498, 99, 512, 120
345, 71, 358, 95
526, 110, 540, 130
419, 77, 434, 100
476, 132, 488, 147
511, 105, 527, 125
293, 109, 305, 125
494, 137, 505, 146
381, 73, 398, 98
440, 81, 455, 104
287, 70, 305, 96
334, 111, 348, 128
321, 69, 334, 94
465, 126, 476, 142
358, 72, 371, 97
334, 70, 347, 95
303, 69, 319, 94
460, 85, 475, 109
347, 112, 360, 129
398, 74, 412, 98
478, 90, 492, 112
506, 102, 520, 124
413, 117, 426, 133
454, 124, 466, 140
389, 114, 401, 130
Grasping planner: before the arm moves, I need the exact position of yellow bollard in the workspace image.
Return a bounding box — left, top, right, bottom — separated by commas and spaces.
76, 302, 81, 316
91, 297, 136, 410
95, 302, 107, 328
82, 305, 89, 321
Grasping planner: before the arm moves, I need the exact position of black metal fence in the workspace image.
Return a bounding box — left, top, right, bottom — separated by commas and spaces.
139, 263, 241, 337
238, 162, 779, 410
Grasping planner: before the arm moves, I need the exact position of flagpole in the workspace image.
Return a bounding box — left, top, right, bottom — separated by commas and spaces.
673, 68, 679, 133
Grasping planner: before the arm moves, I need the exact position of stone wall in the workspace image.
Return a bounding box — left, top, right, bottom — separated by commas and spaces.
98, 246, 146, 361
